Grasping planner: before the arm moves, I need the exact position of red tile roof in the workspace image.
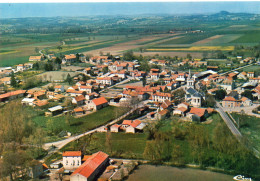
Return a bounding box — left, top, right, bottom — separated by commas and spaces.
71, 151, 109, 178
74, 107, 84, 112
92, 97, 108, 106
223, 96, 238, 102
0, 90, 26, 99
62, 151, 82, 157
75, 95, 85, 102
189, 107, 206, 117
158, 109, 168, 115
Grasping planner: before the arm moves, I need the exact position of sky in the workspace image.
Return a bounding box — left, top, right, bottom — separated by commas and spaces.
1, 2, 260, 18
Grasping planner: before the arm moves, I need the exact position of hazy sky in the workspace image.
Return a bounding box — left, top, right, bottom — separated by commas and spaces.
1, 2, 260, 18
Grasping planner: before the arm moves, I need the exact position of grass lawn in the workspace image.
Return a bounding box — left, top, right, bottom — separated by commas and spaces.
239, 65, 260, 73
31, 106, 126, 142
231, 113, 260, 152
61, 132, 148, 159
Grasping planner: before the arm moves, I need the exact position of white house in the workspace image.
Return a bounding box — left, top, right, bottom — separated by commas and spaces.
152, 92, 172, 102
70, 151, 109, 181
62, 151, 82, 170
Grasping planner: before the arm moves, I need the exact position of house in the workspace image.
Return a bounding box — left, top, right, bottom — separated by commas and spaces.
87, 97, 108, 111
219, 78, 235, 92
222, 96, 241, 108
63, 151, 82, 170
29, 56, 43, 62
16, 64, 24, 72
240, 97, 253, 107
155, 109, 169, 120
70, 151, 109, 181
54, 85, 65, 93
96, 77, 114, 86
97, 126, 108, 133
45, 105, 63, 116
33, 99, 49, 107
185, 88, 205, 107
21, 98, 35, 106
89, 56, 109, 64
247, 72, 254, 78
62, 54, 76, 64
28, 160, 43, 179
173, 107, 188, 117
187, 107, 208, 122
72, 95, 85, 106
67, 89, 84, 97
74, 107, 85, 116
79, 85, 93, 94
152, 92, 172, 102
24, 63, 34, 70
0, 77, 11, 85
110, 124, 121, 132
0, 90, 26, 102
122, 119, 145, 133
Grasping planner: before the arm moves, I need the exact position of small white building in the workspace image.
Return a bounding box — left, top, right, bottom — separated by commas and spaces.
21, 98, 35, 106
62, 151, 82, 170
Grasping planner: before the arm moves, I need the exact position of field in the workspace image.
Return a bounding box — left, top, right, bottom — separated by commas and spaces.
231, 32, 260, 43
127, 165, 234, 181
61, 113, 224, 161
36, 71, 80, 82
238, 65, 260, 73
231, 113, 260, 152
146, 46, 234, 52
30, 106, 126, 142
61, 132, 148, 159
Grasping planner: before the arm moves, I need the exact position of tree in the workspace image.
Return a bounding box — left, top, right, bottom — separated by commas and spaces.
105, 132, 112, 154
142, 74, 147, 87
66, 73, 73, 85
34, 47, 39, 53
123, 50, 134, 61
215, 89, 226, 100
205, 94, 216, 107
33, 62, 39, 70
57, 45, 62, 51
171, 144, 184, 165
143, 140, 164, 163
54, 57, 62, 64
187, 53, 192, 60
10, 71, 17, 87
241, 90, 253, 100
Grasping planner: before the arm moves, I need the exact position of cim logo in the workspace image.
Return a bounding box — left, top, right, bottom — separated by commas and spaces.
233, 175, 252, 181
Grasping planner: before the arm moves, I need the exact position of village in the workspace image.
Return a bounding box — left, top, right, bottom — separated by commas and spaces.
0, 50, 259, 180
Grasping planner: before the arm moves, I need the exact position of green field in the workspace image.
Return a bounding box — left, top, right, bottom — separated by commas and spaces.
61, 132, 148, 159
200, 34, 243, 46
238, 64, 260, 73
231, 32, 260, 43
231, 113, 260, 152
157, 33, 213, 45
31, 106, 126, 142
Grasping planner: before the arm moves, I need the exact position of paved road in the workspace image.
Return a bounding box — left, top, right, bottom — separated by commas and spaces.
218, 62, 257, 76
43, 101, 146, 150
216, 102, 242, 138
216, 102, 259, 157
99, 76, 133, 93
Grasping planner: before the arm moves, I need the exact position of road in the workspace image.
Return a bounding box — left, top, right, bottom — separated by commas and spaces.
215, 102, 242, 138
216, 102, 259, 157
218, 62, 257, 76
99, 76, 133, 93
43, 101, 146, 150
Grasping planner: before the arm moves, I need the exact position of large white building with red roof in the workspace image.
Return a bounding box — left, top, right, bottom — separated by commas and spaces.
70, 151, 109, 181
